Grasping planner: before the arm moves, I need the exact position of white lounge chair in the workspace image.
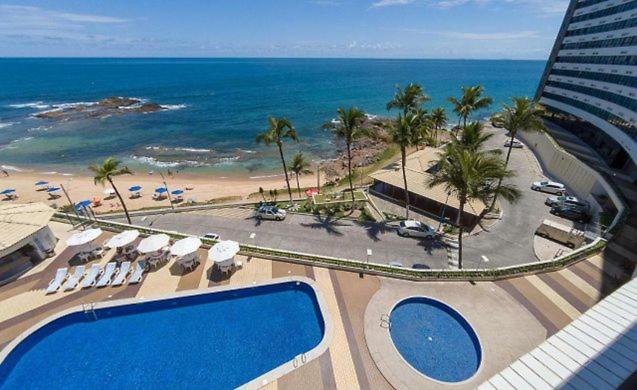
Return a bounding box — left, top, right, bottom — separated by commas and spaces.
96, 262, 117, 288
111, 261, 131, 287
81, 264, 101, 289
46, 268, 68, 294
128, 261, 146, 284
62, 266, 85, 291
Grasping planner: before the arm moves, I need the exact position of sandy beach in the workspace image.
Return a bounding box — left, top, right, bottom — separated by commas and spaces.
0, 170, 319, 213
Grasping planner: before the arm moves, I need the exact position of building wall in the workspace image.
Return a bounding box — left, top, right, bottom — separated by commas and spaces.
0, 226, 58, 286
536, 0, 637, 170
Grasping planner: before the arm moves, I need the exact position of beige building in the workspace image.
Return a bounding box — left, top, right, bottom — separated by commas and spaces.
369, 148, 487, 227
0, 203, 58, 286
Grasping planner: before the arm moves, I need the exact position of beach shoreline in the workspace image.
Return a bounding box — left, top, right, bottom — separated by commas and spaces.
0, 169, 320, 214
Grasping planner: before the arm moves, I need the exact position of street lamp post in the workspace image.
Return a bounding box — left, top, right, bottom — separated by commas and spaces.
159, 171, 174, 210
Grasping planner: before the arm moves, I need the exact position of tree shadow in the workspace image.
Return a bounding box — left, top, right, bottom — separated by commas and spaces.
353, 220, 394, 242
299, 214, 350, 236
416, 235, 447, 256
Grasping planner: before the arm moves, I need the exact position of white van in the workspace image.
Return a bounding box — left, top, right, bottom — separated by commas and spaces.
535, 219, 586, 249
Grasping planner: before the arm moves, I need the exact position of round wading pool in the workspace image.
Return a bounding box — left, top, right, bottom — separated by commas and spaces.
389, 297, 482, 383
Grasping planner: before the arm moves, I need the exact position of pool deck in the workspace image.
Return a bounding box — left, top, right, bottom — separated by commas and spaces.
0, 221, 631, 389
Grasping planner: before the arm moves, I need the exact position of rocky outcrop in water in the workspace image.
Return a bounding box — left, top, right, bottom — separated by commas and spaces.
35, 97, 167, 120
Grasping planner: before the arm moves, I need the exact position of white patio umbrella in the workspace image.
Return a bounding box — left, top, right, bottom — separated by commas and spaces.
170, 237, 202, 257
105, 229, 140, 248
137, 234, 170, 254
103, 188, 116, 196
66, 228, 103, 247
208, 240, 240, 267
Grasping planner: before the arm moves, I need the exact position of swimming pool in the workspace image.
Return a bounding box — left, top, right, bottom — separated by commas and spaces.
0, 278, 330, 389
389, 297, 482, 383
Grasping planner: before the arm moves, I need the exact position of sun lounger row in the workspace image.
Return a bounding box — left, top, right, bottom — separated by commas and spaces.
45, 261, 146, 294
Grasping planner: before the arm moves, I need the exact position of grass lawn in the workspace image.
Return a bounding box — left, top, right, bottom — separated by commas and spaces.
313, 190, 367, 204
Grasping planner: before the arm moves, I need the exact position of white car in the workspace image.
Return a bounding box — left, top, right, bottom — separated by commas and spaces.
505, 139, 523, 148
202, 232, 220, 240
255, 205, 287, 221
397, 220, 436, 238
531, 180, 566, 195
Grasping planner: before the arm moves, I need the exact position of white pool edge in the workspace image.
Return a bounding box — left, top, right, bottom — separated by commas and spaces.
0, 276, 334, 390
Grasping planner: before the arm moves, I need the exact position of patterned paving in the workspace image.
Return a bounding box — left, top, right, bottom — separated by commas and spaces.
495, 254, 631, 337
0, 222, 632, 389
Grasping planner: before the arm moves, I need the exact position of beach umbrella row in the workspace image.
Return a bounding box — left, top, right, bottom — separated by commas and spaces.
46, 187, 61, 194
66, 228, 103, 247
129, 185, 142, 192
75, 199, 92, 210
105, 230, 140, 249
137, 234, 170, 254
1, 188, 16, 195
208, 240, 240, 267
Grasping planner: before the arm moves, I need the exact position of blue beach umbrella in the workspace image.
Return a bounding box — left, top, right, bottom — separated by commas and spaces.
1, 189, 16, 195
129, 185, 142, 192
155, 187, 168, 194
171, 189, 184, 195
46, 187, 61, 193
35, 181, 49, 186
75, 200, 92, 210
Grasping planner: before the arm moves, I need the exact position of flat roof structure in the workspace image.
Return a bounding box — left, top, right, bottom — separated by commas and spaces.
0, 203, 55, 258
369, 148, 487, 217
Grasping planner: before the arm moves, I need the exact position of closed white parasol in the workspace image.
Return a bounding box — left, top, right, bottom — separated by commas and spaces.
105, 230, 140, 248
66, 228, 103, 247
137, 234, 170, 254
208, 240, 240, 266
170, 237, 202, 257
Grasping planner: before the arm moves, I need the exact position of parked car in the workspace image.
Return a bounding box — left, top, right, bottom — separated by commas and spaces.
202, 232, 220, 240
389, 261, 404, 268
504, 139, 524, 149
545, 195, 589, 211
255, 205, 287, 221
397, 220, 436, 238
531, 180, 566, 195
550, 205, 591, 223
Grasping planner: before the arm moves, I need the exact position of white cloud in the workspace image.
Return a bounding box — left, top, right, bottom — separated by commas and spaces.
371, 0, 416, 8
431, 0, 568, 15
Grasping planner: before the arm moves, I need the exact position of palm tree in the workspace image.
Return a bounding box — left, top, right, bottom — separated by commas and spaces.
430, 107, 447, 146
256, 116, 299, 203
89, 157, 133, 224
489, 97, 545, 210
447, 85, 493, 130
334, 107, 367, 202
392, 113, 419, 218
427, 144, 520, 268
458, 122, 494, 153
409, 108, 432, 150
290, 152, 312, 196
387, 83, 430, 116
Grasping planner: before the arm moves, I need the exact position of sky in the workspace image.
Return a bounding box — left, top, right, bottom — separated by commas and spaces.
0, 0, 570, 59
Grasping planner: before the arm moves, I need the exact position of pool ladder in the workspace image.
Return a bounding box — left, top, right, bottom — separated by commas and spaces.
82, 302, 98, 321
380, 314, 391, 330
292, 353, 307, 368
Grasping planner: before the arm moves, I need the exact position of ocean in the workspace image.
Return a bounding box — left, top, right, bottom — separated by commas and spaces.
0, 58, 545, 176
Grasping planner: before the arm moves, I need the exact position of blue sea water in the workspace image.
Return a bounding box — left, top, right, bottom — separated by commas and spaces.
389, 297, 482, 383
0, 58, 545, 174
0, 282, 325, 390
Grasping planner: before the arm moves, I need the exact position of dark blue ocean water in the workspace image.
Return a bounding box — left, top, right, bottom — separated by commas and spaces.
0, 282, 325, 390
0, 58, 545, 174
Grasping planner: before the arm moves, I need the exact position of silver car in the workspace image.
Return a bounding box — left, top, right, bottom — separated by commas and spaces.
545, 195, 589, 211
256, 206, 287, 221
504, 139, 523, 148
397, 220, 436, 238
531, 180, 566, 195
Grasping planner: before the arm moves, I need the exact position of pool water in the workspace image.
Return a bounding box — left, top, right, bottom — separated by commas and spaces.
0, 281, 325, 389
389, 297, 481, 383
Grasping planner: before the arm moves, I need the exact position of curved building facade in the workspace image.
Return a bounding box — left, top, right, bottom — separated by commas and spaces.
536, 0, 637, 178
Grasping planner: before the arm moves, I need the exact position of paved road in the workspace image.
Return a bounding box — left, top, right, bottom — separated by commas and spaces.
125, 208, 449, 269
462, 126, 556, 269
119, 126, 569, 270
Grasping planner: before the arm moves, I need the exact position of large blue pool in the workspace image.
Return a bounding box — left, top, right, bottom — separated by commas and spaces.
0, 281, 326, 389
389, 297, 481, 383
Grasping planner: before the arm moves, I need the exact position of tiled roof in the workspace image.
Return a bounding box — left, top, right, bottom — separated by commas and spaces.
0, 203, 55, 256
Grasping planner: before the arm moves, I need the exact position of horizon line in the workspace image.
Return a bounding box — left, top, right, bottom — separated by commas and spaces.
0, 56, 548, 62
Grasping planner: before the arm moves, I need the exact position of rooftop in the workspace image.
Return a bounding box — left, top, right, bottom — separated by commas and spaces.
0, 203, 55, 258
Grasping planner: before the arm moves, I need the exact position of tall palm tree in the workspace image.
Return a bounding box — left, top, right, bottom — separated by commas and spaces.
89, 157, 133, 224
489, 97, 545, 210
427, 144, 520, 268
392, 113, 419, 218
256, 116, 299, 203
334, 107, 367, 201
409, 108, 432, 150
458, 121, 494, 153
430, 107, 447, 146
447, 85, 493, 130
290, 152, 312, 196
387, 83, 430, 116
